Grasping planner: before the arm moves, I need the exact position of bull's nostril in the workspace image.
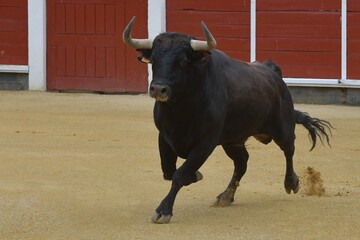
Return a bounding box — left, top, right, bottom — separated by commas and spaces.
161, 88, 167, 94
149, 86, 155, 93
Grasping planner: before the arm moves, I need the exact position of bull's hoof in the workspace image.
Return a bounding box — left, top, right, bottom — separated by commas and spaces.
151, 211, 172, 224
212, 190, 235, 207
195, 171, 203, 181
284, 176, 300, 194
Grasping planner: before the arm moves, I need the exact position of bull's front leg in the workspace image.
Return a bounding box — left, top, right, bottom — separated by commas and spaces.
151, 139, 216, 224
158, 134, 177, 180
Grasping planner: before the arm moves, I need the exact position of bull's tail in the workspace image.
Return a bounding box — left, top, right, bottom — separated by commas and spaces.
295, 110, 333, 151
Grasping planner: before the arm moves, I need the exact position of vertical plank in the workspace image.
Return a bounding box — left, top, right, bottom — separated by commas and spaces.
95, 4, 105, 34
96, 47, 106, 77
56, 46, 66, 76
85, 4, 95, 34
105, 4, 115, 34
65, 4, 75, 33
75, 4, 85, 34
76, 46, 85, 77
85, 46, 95, 77
0, 0, 28, 65
66, 46, 76, 76
105, 47, 115, 78
348, 1, 360, 79
56, 3, 65, 33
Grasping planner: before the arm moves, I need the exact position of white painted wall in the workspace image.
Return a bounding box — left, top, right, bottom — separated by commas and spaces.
147, 0, 166, 85
28, 0, 47, 91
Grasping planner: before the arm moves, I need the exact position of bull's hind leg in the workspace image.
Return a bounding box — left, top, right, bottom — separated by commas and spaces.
283, 145, 300, 194
274, 137, 300, 194
213, 145, 249, 207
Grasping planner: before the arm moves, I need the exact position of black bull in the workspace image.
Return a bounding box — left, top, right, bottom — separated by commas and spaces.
123, 17, 332, 224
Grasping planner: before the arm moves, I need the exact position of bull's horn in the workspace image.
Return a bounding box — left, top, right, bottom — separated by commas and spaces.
190, 21, 217, 51
123, 16, 153, 49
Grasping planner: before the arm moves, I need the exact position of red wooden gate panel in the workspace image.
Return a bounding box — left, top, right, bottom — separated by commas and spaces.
47, 0, 148, 92
0, 0, 27, 65
167, 0, 251, 61
348, 0, 360, 80
256, 0, 341, 79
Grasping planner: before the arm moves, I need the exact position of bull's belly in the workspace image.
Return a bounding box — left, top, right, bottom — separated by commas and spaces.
219, 122, 273, 146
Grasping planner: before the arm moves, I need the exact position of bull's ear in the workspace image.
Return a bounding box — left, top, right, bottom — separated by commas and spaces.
136, 49, 152, 64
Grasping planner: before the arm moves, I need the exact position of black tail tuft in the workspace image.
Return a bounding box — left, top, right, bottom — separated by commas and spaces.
263, 60, 283, 77
295, 110, 334, 151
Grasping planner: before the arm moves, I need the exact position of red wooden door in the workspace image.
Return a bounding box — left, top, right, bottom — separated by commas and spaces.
47, 0, 148, 92
0, 0, 28, 65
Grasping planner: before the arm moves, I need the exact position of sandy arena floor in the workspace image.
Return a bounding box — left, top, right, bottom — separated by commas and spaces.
0, 91, 359, 239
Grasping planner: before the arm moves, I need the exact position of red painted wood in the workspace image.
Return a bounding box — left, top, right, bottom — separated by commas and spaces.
105, 47, 116, 78
0, 0, 26, 6
65, 4, 76, 33
257, 0, 341, 79
257, 11, 341, 26
58, 0, 118, 3
348, 0, 360, 12
85, 4, 96, 34
281, 65, 341, 79
224, 51, 251, 62
0, 44, 27, 57
257, 38, 340, 52
218, 38, 250, 52
95, 4, 105, 34
257, 48, 341, 79
56, 46, 66, 76
0, 32, 26, 44
56, 3, 65, 33
167, 0, 342, 78
168, 23, 250, 39
348, 54, 360, 79
257, 0, 340, 11
105, 5, 115, 34
0, 0, 27, 65
75, 46, 86, 77
257, 51, 340, 67
65, 46, 76, 77
167, 0, 250, 11
47, 0, 148, 92
167, 10, 250, 25
96, 47, 106, 77
257, 24, 340, 39
348, 3, 360, 79
167, 0, 251, 61
0, 5, 27, 19
75, 4, 86, 33
0, 19, 27, 32
85, 47, 95, 77
124, 0, 148, 92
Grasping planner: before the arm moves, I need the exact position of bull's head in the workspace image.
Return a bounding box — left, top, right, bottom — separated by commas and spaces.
123, 16, 216, 102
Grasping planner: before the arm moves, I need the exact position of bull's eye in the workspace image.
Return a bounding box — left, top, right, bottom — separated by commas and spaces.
180, 58, 190, 68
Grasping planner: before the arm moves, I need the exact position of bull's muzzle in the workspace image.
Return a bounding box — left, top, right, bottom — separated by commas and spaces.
149, 84, 171, 102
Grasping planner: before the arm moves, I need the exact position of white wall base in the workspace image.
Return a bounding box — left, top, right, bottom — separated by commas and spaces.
0, 65, 29, 73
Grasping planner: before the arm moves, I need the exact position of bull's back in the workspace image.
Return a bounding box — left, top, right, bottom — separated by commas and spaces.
211, 51, 293, 144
